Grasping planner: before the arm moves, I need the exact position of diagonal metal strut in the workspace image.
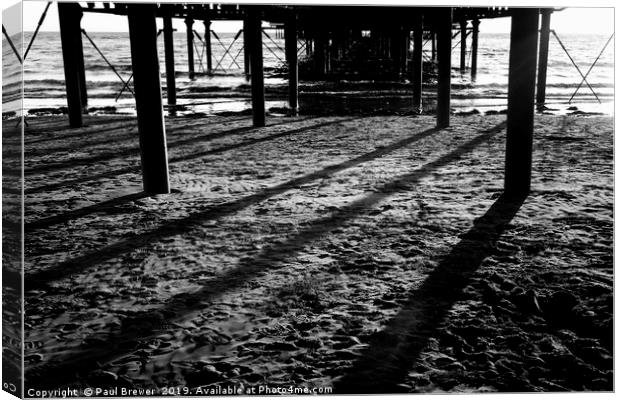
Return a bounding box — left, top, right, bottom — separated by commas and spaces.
568, 32, 614, 104
551, 30, 600, 103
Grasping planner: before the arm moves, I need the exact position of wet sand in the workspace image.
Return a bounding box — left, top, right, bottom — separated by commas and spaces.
25, 78, 611, 118
14, 111, 612, 393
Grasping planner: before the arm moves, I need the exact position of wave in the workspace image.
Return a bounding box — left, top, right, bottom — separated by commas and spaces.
455, 81, 613, 90
23, 79, 137, 90
19, 78, 614, 98
547, 60, 615, 70
83, 64, 134, 73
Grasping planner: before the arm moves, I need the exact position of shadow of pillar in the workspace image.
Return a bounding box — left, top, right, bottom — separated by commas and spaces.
335, 193, 526, 393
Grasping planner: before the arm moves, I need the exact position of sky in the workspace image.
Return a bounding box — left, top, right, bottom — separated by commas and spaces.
3, 2, 22, 37
6, 1, 616, 35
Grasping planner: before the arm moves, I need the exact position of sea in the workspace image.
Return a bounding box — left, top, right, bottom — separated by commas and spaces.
2, 30, 615, 118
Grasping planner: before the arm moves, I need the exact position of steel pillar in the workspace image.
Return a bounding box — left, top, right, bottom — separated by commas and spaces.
247, 10, 265, 127
471, 19, 480, 81
204, 19, 213, 74
505, 9, 540, 196
76, 33, 87, 109
536, 9, 552, 107
315, 32, 327, 77
185, 17, 195, 79
58, 2, 84, 127
128, 5, 171, 194
459, 20, 467, 73
391, 26, 402, 79
243, 17, 251, 80
412, 14, 423, 114
436, 8, 452, 128
285, 13, 298, 113
163, 16, 176, 106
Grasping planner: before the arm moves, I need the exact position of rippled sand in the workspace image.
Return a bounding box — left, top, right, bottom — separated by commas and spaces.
15, 112, 612, 393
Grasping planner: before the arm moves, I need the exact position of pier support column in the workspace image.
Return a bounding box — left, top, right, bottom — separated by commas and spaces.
404, 28, 411, 76
505, 9, 539, 197
459, 19, 467, 73
285, 13, 298, 114
128, 5, 171, 194
247, 10, 265, 127
399, 27, 408, 77
76, 31, 87, 110
58, 2, 84, 127
243, 17, 251, 80
185, 17, 195, 79
412, 14, 423, 114
431, 31, 436, 62
163, 16, 176, 106
315, 32, 327, 77
471, 18, 479, 81
204, 19, 213, 74
390, 26, 402, 79
536, 9, 552, 107
436, 8, 452, 128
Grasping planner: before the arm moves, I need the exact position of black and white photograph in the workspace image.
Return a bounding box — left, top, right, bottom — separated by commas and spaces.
1, 0, 615, 397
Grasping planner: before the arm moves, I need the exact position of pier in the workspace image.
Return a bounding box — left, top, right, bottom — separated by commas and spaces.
9, 3, 614, 394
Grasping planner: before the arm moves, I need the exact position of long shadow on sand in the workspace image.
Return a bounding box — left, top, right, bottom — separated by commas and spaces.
26, 121, 507, 389
24, 116, 137, 143
23, 116, 315, 175
24, 116, 250, 153
334, 192, 525, 393
24, 116, 353, 195
26, 117, 440, 287
25, 192, 150, 232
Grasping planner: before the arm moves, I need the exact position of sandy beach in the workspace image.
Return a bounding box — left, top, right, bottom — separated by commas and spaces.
11, 110, 612, 393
